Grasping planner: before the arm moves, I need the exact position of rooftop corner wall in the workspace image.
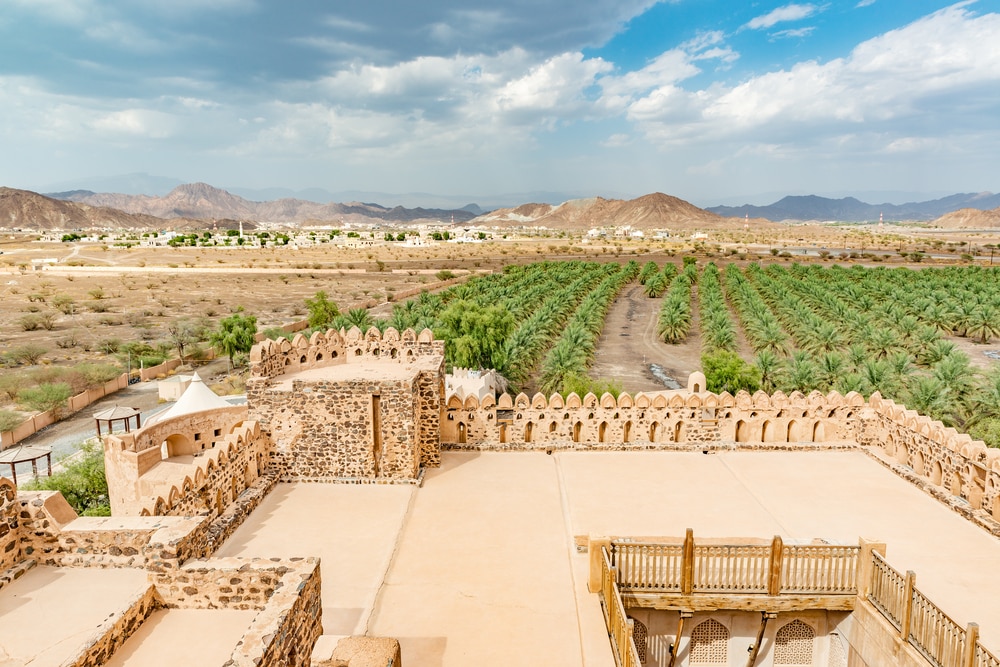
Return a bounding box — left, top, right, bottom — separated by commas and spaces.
860, 392, 1000, 531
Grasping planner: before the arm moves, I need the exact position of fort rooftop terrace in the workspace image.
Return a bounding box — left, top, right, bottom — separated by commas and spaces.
213, 449, 1000, 667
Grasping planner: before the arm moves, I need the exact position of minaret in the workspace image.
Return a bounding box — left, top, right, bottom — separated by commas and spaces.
239, 220, 244, 239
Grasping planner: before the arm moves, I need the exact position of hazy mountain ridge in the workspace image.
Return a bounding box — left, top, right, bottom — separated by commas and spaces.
50, 182, 480, 224
708, 192, 1000, 222
0, 187, 166, 231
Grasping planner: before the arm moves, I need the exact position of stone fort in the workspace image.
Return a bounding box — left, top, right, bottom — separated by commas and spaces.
2, 325, 1000, 667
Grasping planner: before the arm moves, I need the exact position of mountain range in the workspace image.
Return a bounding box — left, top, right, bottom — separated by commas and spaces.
707, 192, 1000, 222
50, 182, 480, 224
1, 181, 997, 232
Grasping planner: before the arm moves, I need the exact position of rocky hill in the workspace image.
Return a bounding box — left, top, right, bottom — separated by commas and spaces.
55, 182, 478, 224
708, 192, 1000, 222
0, 187, 165, 231
474, 192, 761, 230
932, 207, 1000, 229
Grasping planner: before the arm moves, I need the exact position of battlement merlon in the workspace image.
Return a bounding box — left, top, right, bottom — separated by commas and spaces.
249, 326, 445, 381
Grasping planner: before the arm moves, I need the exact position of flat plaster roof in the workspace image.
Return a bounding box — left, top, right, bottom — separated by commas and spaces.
0, 566, 149, 667
102, 609, 256, 667
270, 358, 438, 391
216, 450, 1000, 667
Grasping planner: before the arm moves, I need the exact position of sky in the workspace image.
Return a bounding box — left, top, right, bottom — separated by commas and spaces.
1, 0, 999, 206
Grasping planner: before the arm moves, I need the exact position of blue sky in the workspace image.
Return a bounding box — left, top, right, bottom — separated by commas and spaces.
1, 1, 998, 206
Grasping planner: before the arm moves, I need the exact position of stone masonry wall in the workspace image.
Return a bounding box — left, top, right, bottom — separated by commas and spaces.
0, 477, 20, 572
255, 377, 421, 481
859, 393, 1000, 531
153, 557, 323, 667
63, 585, 159, 667
441, 387, 856, 450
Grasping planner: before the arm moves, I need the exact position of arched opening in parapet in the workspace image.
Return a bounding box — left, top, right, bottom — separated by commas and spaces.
161, 433, 195, 459
896, 444, 910, 466
968, 474, 985, 510
735, 420, 749, 443
674, 422, 684, 443
215, 489, 224, 514
761, 420, 773, 442
390, 348, 398, 359
458, 422, 467, 444
812, 421, 825, 442
232, 475, 241, 502
573, 422, 583, 443
950, 471, 963, 497
932, 461, 943, 486
549, 421, 558, 433
598, 421, 608, 443
692, 382, 701, 393
913, 451, 925, 477
649, 422, 660, 442
524, 422, 533, 443
300, 355, 307, 364
622, 420, 632, 443
774, 619, 814, 665
786, 420, 798, 442
354, 348, 363, 356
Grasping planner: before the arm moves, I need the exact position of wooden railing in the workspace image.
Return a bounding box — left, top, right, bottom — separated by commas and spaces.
595, 534, 1000, 667
599, 546, 643, 667
610, 530, 859, 597
869, 551, 906, 629
612, 542, 683, 592
867, 549, 999, 667
781, 544, 858, 594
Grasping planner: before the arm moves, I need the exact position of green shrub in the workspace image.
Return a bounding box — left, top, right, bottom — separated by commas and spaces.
702, 349, 761, 394
18, 382, 72, 416
0, 409, 24, 433
21, 442, 110, 516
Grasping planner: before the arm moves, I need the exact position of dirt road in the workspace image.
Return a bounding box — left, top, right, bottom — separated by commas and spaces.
589, 283, 702, 393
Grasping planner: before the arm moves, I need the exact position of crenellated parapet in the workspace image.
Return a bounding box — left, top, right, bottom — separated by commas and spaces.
104, 413, 270, 519
250, 326, 444, 380
862, 392, 1000, 522
441, 381, 864, 450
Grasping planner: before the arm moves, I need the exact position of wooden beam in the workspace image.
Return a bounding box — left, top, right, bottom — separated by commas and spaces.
681, 528, 694, 595
622, 592, 857, 613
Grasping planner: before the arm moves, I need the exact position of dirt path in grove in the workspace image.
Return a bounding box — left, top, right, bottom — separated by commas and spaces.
589, 283, 702, 393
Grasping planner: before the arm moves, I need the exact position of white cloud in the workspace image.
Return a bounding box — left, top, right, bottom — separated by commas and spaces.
746, 3, 824, 30
621, 3, 1000, 150
770, 26, 816, 39
856, 0, 876, 7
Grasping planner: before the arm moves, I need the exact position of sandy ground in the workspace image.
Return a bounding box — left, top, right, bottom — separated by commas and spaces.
209, 450, 1000, 665
589, 282, 702, 391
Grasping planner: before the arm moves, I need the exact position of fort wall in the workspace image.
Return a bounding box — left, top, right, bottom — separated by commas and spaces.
441, 382, 1000, 530
248, 326, 445, 481
105, 417, 269, 519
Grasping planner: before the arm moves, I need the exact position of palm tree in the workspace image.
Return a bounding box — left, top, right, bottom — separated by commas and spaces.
754, 350, 785, 393
965, 306, 1000, 344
